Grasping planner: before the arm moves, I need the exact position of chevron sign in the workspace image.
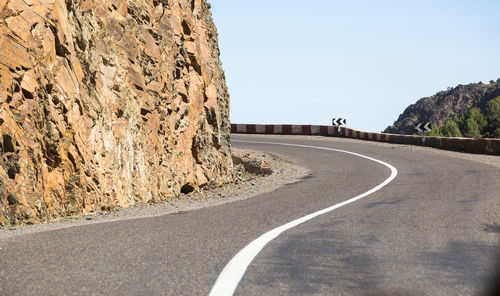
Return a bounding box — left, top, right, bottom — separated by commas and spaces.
415, 122, 432, 134
332, 118, 346, 126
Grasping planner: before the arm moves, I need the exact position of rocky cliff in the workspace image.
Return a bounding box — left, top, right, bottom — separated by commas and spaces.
385, 81, 500, 134
0, 0, 233, 226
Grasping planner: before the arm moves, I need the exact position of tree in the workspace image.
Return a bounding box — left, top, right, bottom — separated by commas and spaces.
462, 107, 487, 138
441, 119, 463, 137
427, 124, 443, 136
463, 117, 482, 138
468, 108, 487, 130
485, 96, 500, 137
494, 128, 500, 138
428, 98, 499, 138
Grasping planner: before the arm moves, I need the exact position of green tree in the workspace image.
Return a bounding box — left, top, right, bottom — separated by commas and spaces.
463, 117, 482, 138
494, 128, 500, 138
441, 119, 463, 137
468, 108, 487, 130
425, 97, 499, 138
427, 124, 443, 136
485, 96, 500, 137
462, 107, 487, 138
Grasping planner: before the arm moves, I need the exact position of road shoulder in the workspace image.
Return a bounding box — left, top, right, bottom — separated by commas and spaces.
0, 148, 310, 239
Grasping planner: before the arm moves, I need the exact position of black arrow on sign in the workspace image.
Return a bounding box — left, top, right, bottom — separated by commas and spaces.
415, 122, 432, 134
415, 123, 423, 134
332, 118, 347, 126
423, 122, 432, 132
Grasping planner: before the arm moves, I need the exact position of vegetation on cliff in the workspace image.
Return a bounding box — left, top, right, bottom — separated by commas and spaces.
385, 80, 500, 136
427, 96, 500, 138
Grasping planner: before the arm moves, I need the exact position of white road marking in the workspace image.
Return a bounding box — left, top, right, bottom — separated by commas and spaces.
209, 140, 398, 296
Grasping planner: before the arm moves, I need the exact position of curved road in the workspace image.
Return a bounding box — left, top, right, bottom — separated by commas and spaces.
1, 134, 499, 295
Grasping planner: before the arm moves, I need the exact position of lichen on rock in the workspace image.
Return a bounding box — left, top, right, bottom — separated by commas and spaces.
0, 0, 233, 225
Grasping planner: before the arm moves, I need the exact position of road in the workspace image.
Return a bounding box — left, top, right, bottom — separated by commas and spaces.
1, 134, 499, 295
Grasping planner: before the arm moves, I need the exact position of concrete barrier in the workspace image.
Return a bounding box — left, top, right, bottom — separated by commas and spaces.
231, 124, 500, 155
231, 124, 339, 137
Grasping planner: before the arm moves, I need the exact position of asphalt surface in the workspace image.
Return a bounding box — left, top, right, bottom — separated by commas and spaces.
1, 134, 500, 295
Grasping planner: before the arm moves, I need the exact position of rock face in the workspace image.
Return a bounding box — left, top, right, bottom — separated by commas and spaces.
0, 0, 233, 226
385, 81, 500, 134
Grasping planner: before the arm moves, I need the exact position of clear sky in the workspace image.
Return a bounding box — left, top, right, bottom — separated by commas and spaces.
210, 0, 500, 132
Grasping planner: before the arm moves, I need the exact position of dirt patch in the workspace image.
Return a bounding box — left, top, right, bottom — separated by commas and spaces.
233, 152, 273, 176
0, 148, 310, 239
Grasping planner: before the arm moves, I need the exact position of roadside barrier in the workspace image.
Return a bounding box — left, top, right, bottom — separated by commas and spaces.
231, 124, 500, 155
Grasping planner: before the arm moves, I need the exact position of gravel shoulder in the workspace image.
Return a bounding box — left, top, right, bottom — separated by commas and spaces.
235, 134, 500, 169
0, 148, 310, 239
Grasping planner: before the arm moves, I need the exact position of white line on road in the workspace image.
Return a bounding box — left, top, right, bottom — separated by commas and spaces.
209, 140, 398, 296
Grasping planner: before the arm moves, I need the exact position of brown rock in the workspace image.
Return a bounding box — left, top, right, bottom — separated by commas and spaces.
0, 34, 31, 70
0, 0, 233, 226
20, 70, 37, 94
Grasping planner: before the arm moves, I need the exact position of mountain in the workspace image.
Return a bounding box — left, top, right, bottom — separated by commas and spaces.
0, 0, 233, 226
384, 80, 500, 135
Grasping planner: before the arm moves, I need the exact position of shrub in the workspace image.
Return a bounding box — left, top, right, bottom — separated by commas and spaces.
427, 96, 499, 138
485, 97, 500, 135
441, 119, 463, 137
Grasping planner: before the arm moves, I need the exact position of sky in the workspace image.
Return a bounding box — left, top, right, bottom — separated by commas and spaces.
210, 0, 500, 132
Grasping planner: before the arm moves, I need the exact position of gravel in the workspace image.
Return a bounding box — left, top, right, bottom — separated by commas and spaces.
0, 148, 310, 239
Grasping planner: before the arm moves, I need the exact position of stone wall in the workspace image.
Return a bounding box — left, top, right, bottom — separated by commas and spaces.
0, 0, 233, 226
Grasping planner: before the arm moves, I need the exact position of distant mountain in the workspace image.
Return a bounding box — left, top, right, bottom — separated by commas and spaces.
384, 80, 500, 135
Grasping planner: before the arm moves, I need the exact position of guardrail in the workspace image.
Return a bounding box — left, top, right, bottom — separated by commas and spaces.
231, 124, 500, 155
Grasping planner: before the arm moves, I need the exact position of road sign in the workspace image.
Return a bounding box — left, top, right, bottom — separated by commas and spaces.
415, 122, 431, 134
332, 118, 346, 126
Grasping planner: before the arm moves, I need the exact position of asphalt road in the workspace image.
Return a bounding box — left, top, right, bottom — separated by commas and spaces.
1, 134, 500, 295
